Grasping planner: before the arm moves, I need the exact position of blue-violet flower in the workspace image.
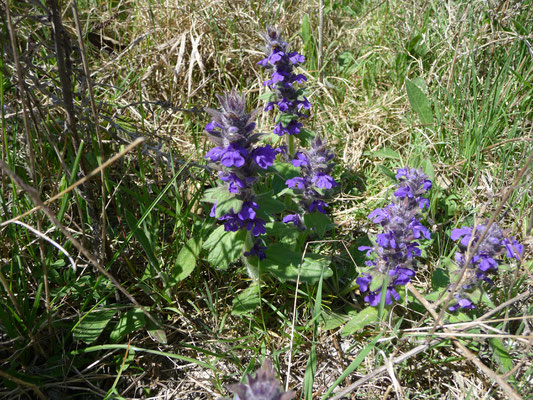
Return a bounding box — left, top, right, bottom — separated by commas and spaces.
258, 27, 310, 136
283, 135, 338, 229
225, 359, 295, 400
448, 222, 523, 311
205, 90, 280, 236
356, 167, 432, 306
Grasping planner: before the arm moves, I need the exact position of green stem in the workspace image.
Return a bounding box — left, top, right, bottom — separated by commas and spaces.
288, 133, 295, 158
241, 231, 259, 280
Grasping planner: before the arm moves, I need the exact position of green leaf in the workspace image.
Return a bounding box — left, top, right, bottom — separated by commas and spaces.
406, 78, 433, 126
372, 147, 401, 160
467, 287, 496, 308
255, 194, 285, 216
369, 274, 385, 292
267, 222, 300, 246
124, 209, 160, 271
272, 160, 300, 194
448, 311, 472, 324
431, 268, 449, 289
341, 307, 379, 336
110, 308, 146, 343
261, 243, 332, 283
377, 164, 397, 181
147, 328, 167, 345
303, 344, 317, 400
257, 91, 277, 101
320, 310, 350, 331
201, 186, 243, 219
301, 14, 312, 46
296, 127, 315, 147
421, 158, 435, 181
304, 212, 332, 238
73, 308, 118, 344
273, 160, 300, 179
146, 318, 167, 345
338, 51, 355, 72
275, 112, 298, 127
232, 283, 261, 315
69, 344, 216, 372
489, 338, 513, 373
170, 237, 202, 285
203, 226, 246, 270
424, 288, 446, 302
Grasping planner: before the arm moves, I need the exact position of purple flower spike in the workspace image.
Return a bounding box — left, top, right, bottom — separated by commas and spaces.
368, 208, 389, 224
393, 267, 415, 285
308, 200, 328, 214
503, 238, 524, 259
357, 166, 432, 307
286, 177, 306, 190
312, 172, 338, 189
394, 167, 432, 209
282, 214, 305, 229
289, 52, 305, 64
282, 136, 337, 227
356, 274, 372, 292
273, 121, 302, 136
244, 241, 267, 260
205, 147, 224, 162
204, 90, 280, 244
450, 227, 473, 246
448, 222, 523, 312
225, 358, 295, 400
238, 201, 258, 221
365, 287, 401, 306
219, 172, 246, 194
448, 296, 475, 312
410, 219, 430, 239
358, 246, 374, 256
249, 218, 267, 236
259, 26, 310, 137
221, 144, 248, 168
251, 145, 277, 169
292, 152, 310, 167
210, 203, 217, 218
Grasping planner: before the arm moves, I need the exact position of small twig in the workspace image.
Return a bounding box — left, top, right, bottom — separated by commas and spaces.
405, 332, 531, 343
46, 0, 78, 143
476, 290, 532, 323
0, 370, 47, 400
318, 0, 324, 82
331, 334, 353, 398
379, 349, 403, 399
403, 314, 533, 332
286, 240, 310, 391
0, 270, 26, 334
328, 340, 441, 400
0, 138, 145, 227
449, 138, 533, 169
72, 0, 107, 262
407, 283, 524, 400
6, 220, 76, 270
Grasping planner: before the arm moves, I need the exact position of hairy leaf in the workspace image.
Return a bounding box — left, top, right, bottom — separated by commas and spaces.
341, 307, 379, 336
203, 226, 246, 270
74, 308, 118, 344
